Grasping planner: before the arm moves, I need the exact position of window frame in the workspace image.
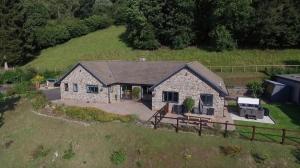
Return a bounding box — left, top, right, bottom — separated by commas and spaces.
73, 83, 78, 92
86, 84, 99, 94
200, 94, 213, 107
64, 83, 69, 91
162, 91, 179, 103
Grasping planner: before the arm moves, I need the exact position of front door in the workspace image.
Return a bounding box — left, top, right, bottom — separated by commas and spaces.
121, 85, 132, 99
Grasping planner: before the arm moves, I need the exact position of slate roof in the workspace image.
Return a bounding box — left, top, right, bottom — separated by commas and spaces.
276, 74, 300, 83
58, 61, 228, 95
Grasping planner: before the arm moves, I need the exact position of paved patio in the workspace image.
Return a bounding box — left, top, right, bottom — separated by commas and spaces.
52, 99, 156, 121
230, 111, 275, 124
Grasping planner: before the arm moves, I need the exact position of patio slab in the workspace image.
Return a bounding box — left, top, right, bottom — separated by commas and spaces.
230, 112, 275, 124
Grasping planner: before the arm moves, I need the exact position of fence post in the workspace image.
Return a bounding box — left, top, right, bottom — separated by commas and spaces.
224, 121, 228, 137
221, 67, 223, 72
255, 66, 258, 72
154, 115, 157, 129
243, 65, 246, 72
281, 129, 286, 144
199, 120, 202, 136
231, 66, 233, 72
251, 126, 256, 141
176, 118, 179, 133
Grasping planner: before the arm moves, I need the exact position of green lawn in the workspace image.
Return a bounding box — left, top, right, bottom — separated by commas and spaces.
26, 26, 300, 72
232, 102, 300, 144
0, 99, 299, 168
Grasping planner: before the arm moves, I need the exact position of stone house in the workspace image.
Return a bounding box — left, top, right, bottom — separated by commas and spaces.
57, 61, 228, 117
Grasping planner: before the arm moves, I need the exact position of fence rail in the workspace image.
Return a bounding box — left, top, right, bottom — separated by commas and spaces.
208, 64, 300, 73
152, 111, 300, 145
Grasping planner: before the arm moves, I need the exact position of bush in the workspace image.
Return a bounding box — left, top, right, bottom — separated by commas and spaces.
12, 81, 33, 95
65, 20, 89, 38
209, 25, 236, 51
0, 68, 37, 84
132, 87, 141, 100
183, 97, 195, 113
247, 81, 264, 97
62, 142, 75, 160
219, 145, 242, 157
83, 15, 113, 32
35, 24, 71, 48
110, 150, 126, 165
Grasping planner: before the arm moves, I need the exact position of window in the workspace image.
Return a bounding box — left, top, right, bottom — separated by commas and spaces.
86, 85, 99, 93
162, 91, 179, 103
200, 94, 213, 106
73, 83, 78, 92
64, 83, 69, 91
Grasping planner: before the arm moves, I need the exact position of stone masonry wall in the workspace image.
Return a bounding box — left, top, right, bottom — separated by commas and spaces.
60, 65, 110, 103
152, 68, 225, 117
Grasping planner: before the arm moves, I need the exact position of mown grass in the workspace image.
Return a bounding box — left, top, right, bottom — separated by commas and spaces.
26, 26, 300, 72
0, 100, 299, 167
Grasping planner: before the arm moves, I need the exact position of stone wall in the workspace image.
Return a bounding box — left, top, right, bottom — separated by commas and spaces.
152, 68, 225, 117
60, 65, 110, 103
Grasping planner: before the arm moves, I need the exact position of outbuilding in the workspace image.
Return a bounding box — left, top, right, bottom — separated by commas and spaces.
237, 97, 264, 119
264, 79, 290, 102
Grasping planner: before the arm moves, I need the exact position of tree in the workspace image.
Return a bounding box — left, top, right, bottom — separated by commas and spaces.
74, 0, 96, 18
0, 0, 25, 65
209, 25, 236, 51
250, 0, 300, 48
125, 0, 159, 49
183, 97, 195, 113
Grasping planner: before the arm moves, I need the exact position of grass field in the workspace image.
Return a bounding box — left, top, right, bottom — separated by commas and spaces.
26, 26, 300, 72
0, 99, 299, 168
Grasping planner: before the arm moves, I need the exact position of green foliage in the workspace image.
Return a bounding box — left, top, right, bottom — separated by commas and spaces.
183, 97, 195, 112
110, 150, 126, 165
220, 145, 242, 157
132, 87, 141, 100
31, 145, 51, 159
62, 106, 136, 122
209, 25, 236, 51
65, 20, 89, 38
264, 67, 300, 77
247, 81, 264, 98
35, 24, 71, 48
83, 15, 113, 32
62, 142, 75, 160
125, 0, 160, 49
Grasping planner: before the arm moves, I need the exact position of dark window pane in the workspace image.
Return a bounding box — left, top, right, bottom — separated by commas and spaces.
86, 85, 99, 93
64, 83, 69, 91
73, 84, 78, 92
162, 91, 179, 103
201, 94, 213, 106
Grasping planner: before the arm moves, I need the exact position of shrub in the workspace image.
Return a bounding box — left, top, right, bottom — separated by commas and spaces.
110, 150, 126, 165
209, 25, 236, 51
31, 145, 50, 159
132, 87, 141, 100
65, 20, 89, 38
83, 15, 112, 32
62, 142, 75, 160
247, 81, 264, 97
0, 68, 37, 84
183, 97, 195, 113
219, 145, 242, 157
12, 81, 33, 95
35, 24, 70, 48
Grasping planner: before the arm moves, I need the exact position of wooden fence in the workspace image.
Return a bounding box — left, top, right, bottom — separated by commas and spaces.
208, 64, 300, 73
153, 112, 300, 145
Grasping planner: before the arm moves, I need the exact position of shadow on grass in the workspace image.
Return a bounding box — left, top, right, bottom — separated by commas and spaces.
276, 103, 300, 128
0, 96, 20, 127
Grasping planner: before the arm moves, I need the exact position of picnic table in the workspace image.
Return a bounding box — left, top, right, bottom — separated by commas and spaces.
184, 113, 214, 124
